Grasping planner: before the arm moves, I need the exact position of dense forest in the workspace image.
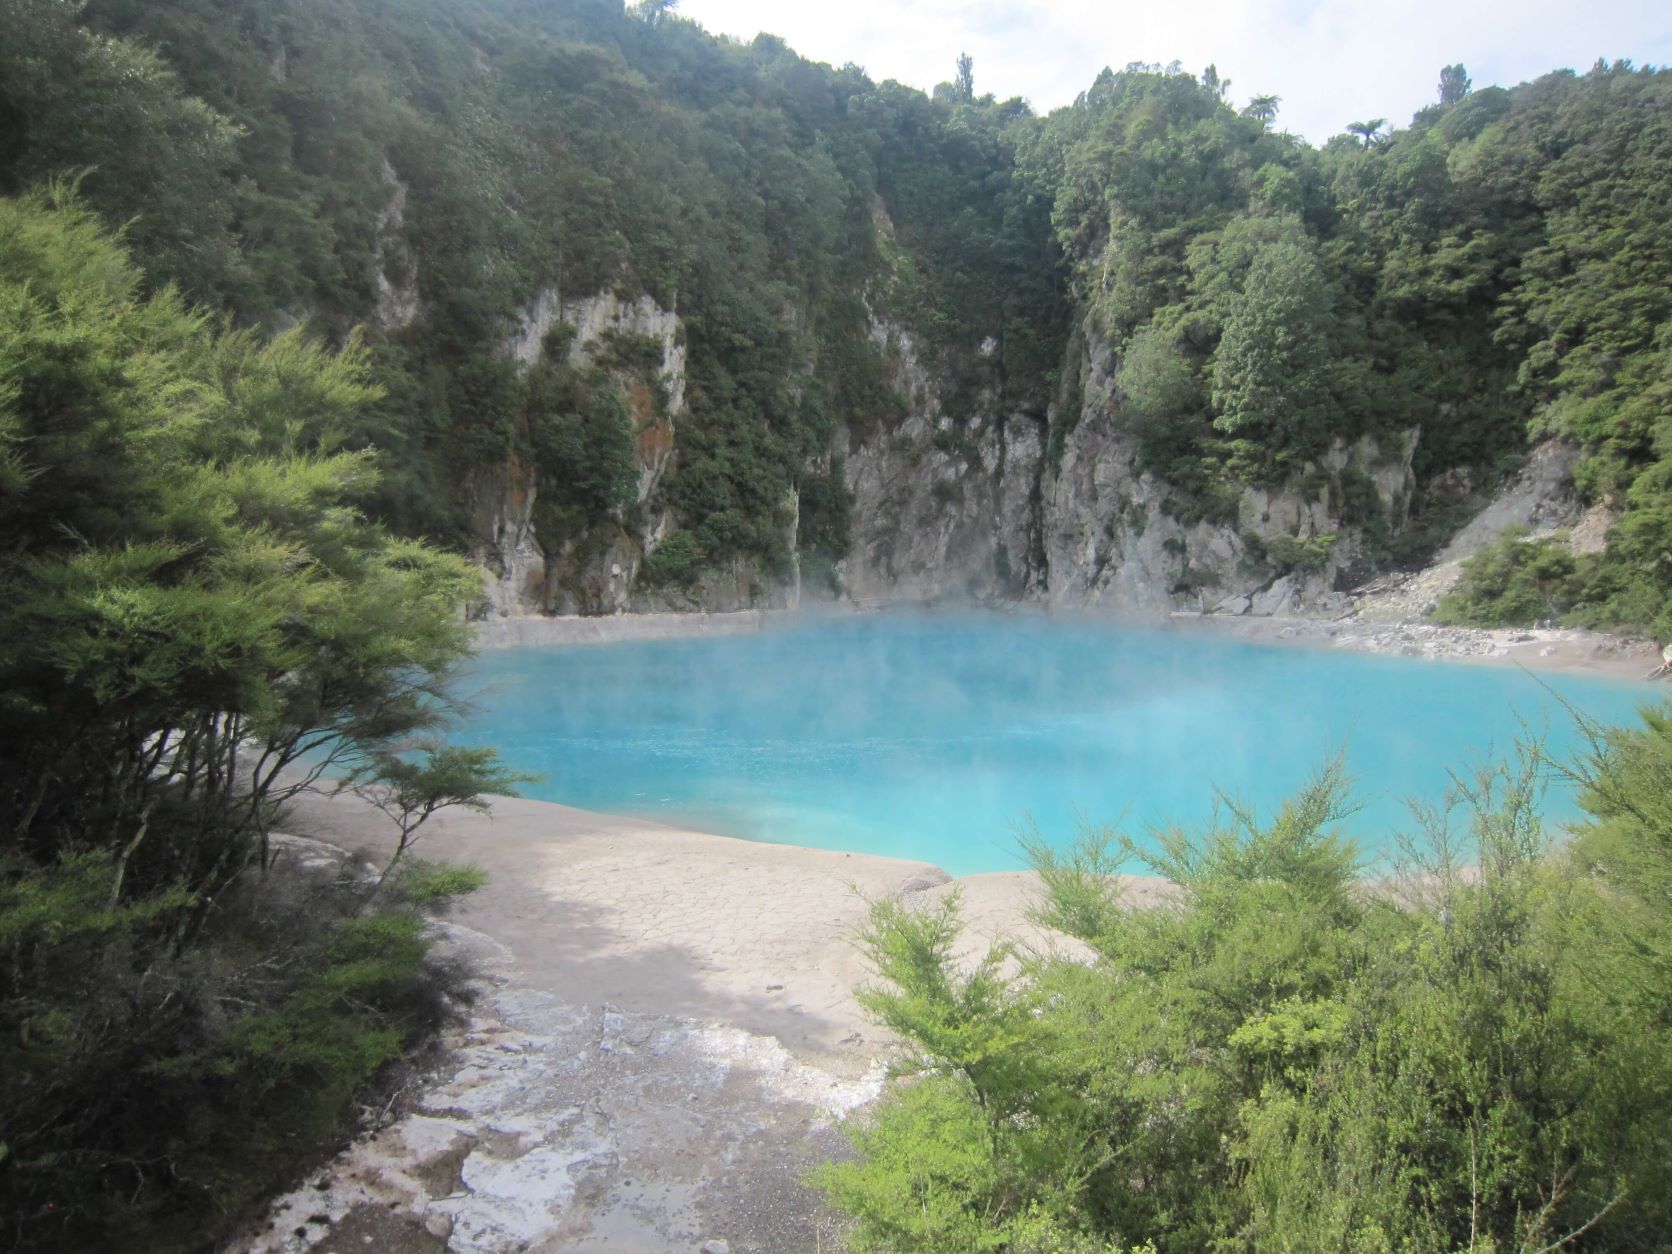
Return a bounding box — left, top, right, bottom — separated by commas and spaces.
2, 0, 1067, 592
4, 0, 1672, 1247
3, 0, 1670, 628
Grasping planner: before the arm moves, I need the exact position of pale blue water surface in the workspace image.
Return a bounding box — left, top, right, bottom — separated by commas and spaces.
457, 614, 1652, 876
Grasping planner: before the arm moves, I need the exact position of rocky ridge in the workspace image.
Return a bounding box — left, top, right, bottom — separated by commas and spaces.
839, 317, 1043, 605
475, 287, 811, 620
834, 311, 1421, 620
467, 288, 1606, 632
476, 289, 689, 619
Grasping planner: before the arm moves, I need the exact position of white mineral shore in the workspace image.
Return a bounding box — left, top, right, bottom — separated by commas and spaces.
291, 789, 1134, 1074
472, 610, 778, 650
1174, 612, 1660, 681
234, 790, 1156, 1253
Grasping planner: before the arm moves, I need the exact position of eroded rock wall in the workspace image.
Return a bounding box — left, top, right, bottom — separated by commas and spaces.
372, 158, 419, 331
478, 288, 689, 617
839, 320, 1043, 605
838, 317, 1418, 620
1042, 327, 1417, 618
473, 453, 544, 618
476, 290, 1437, 623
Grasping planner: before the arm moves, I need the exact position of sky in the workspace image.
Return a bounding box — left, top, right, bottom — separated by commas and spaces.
674, 0, 1672, 144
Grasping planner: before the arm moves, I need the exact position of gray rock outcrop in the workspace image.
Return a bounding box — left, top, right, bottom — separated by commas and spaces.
471, 280, 1540, 625
477, 288, 689, 618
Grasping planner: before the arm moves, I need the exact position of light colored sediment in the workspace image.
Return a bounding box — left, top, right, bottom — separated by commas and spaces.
472, 609, 779, 650
1173, 610, 1660, 682
484, 601, 1664, 684
239, 910, 872, 1254
240, 790, 1133, 1253
278, 788, 1102, 1075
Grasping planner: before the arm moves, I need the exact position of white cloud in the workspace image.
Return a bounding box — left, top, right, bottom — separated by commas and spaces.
675, 0, 1672, 142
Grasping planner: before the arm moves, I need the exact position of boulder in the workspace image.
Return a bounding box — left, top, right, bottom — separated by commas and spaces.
1250, 576, 1297, 617
898, 867, 953, 895
1213, 594, 1251, 616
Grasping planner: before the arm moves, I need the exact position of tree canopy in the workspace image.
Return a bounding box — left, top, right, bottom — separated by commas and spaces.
3, 4, 1668, 629
0, 187, 503, 1248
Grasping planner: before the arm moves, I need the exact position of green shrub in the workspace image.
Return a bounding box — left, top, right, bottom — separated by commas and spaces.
1265, 531, 1338, 571
643, 531, 703, 586
1435, 527, 1585, 625
0, 855, 464, 1250
823, 743, 1672, 1250
1337, 463, 1385, 526
397, 860, 489, 907
0, 191, 501, 1250
796, 463, 853, 564
528, 368, 638, 532
592, 328, 664, 376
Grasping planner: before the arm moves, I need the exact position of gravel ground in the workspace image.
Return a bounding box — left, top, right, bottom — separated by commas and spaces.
226, 803, 1114, 1254
233, 912, 870, 1254
1179, 565, 1662, 682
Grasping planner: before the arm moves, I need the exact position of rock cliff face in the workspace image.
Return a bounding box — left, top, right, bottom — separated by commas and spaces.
372, 159, 420, 331
474, 453, 544, 617
473, 293, 1433, 622
839, 320, 1043, 606
835, 317, 1417, 619
477, 289, 688, 618
1038, 327, 1417, 619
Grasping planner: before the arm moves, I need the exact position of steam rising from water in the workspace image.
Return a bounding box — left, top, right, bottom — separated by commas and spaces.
459, 614, 1647, 876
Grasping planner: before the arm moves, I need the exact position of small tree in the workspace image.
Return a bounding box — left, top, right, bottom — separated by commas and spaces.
1438, 63, 1472, 105
1345, 118, 1388, 148
635, 0, 678, 26
1241, 94, 1281, 127
954, 52, 975, 104
352, 744, 533, 899
0, 187, 521, 1245
1210, 234, 1336, 451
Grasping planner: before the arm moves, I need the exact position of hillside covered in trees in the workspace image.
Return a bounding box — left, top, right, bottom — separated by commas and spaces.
4, 2, 1672, 1248
3, 0, 1670, 630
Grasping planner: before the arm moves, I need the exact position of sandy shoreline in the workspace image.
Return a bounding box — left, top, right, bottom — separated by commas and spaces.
472, 609, 779, 650
474, 603, 1664, 681
282, 788, 1129, 1077
261, 788, 1083, 1252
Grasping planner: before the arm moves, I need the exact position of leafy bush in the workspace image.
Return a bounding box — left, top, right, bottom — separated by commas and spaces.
823, 740, 1672, 1250
796, 463, 854, 565
0, 846, 477, 1250
1336, 463, 1385, 526
0, 191, 503, 1249
1264, 531, 1338, 571
529, 368, 638, 537
642, 531, 703, 587
592, 328, 665, 376
397, 861, 490, 907
1436, 527, 1585, 625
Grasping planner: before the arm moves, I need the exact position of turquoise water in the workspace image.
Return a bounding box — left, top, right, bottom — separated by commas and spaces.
457, 615, 1652, 876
